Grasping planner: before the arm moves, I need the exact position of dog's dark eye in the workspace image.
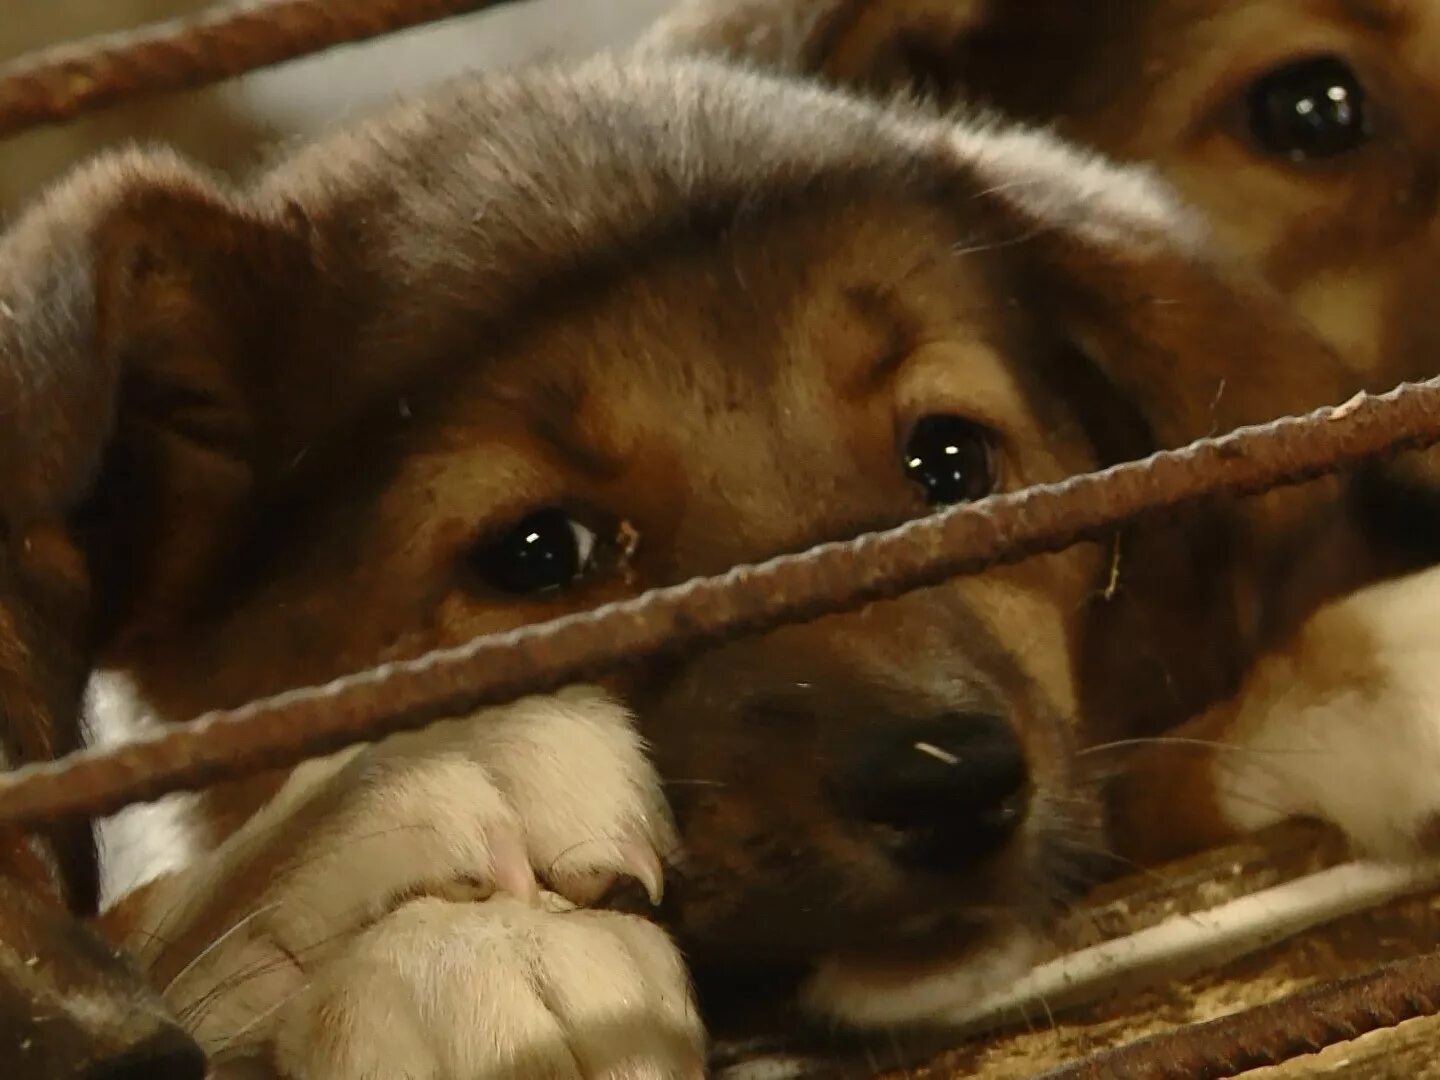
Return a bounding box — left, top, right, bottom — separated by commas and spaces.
903, 416, 995, 506
1246, 56, 1370, 162
471, 507, 597, 595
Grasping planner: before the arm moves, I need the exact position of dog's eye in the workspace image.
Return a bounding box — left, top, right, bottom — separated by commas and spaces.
903, 416, 995, 506
471, 508, 597, 595
1246, 56, 1370, 162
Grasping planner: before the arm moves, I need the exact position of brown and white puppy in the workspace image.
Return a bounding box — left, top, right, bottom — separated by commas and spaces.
649, 0, 1440, 864
0, 53, 1380, 1073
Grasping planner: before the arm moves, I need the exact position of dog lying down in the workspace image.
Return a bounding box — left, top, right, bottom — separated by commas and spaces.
650, 0, 1440, 864
2, 51, 1439, 1078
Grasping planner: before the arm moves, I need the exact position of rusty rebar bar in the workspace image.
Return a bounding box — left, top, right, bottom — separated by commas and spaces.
1, 378, 1439, 829
1037, 947, 1440, 1080
0, 0, 527, 140
12, 6, 1439, 1080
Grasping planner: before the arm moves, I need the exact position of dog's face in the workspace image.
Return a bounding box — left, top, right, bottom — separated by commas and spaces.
148, 196, 1103, 987
656, 0, 1440, 391
1, 59, 1356, 1027
975, 0, 1440, 391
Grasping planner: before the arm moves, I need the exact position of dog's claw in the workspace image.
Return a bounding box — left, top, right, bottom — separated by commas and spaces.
547, 835, 667, 907
620, 836, 666, 906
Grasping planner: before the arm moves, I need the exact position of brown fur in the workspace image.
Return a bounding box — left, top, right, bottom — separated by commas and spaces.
649, 0, 1440, 871
0, 52, 1384, 1064
650, 0, 1440, 463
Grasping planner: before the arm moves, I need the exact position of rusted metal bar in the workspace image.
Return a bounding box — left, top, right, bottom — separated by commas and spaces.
1038, 947, 1440, 1080
0, 378, 1437, 829
3, 8, 1440, 1080
0, 0, 528, 139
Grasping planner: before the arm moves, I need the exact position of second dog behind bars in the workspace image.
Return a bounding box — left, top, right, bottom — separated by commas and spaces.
3, 51, 1438, 1078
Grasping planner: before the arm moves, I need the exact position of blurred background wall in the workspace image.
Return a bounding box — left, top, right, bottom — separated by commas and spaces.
0, 0, 676, 212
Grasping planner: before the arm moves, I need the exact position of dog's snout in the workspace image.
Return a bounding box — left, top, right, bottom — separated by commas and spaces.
84, 1026, 207, 1080
828, 714, 1030, 872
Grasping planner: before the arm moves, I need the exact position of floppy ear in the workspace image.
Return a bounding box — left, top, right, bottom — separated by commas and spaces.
1026, 228, 1356, 450
645, 0, 992, 92
0, 150, 314, 905
1, 149, 316, 628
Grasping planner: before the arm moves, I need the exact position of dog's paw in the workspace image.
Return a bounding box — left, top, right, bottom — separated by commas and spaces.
290, 684, 678, 928
1217, 567, 1440, 858
273, 892, 702, 1080
154, 687, 682, 1055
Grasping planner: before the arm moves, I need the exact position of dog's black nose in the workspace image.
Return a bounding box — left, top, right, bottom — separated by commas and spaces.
828, 714, 1029, 872
85, 1026, 207, 1080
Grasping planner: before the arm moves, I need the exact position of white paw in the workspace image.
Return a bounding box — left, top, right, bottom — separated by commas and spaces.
150, 687, 689, 1067
273, 892, 703, 1080
1217, 567, 1440, 857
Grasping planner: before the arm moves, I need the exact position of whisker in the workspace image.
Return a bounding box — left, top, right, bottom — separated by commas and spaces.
970, 175, 1056, 200
165, 902, 284, 995
176, 954, 284, 1028
1035, 987, 1059, 1033
176, 926, 347, 1033
1078, 735, 1321, 759
1211, 784, 1295, 821
211, 983, 311, 1055
172, 909, 355, 1028
949, 220, 1056, 259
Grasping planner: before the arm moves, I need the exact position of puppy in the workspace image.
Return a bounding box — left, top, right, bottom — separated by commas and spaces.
650, 0, 1440, 856
0, 53, 1387, 1073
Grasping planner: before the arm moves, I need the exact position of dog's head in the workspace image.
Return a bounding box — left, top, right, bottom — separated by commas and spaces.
653, 0, 1440, 394
0, 58, 1354, 1031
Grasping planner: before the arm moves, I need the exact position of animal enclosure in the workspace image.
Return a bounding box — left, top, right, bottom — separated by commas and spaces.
3, 2, 1440, 1076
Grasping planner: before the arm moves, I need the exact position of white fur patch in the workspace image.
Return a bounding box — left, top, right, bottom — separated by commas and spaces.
85, 670, 205, 908
126, 687, 696, 1072
1217, 566, 1440, 856
275, 892, 702, 1080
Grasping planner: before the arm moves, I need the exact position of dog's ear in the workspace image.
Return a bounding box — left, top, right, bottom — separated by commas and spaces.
645, 0, 997, 94
1026, 225, 1354, 452
0, 151, 307, 521
931, 128, 1355, 450
1, 149, 315, 633
0, 151, 314, 895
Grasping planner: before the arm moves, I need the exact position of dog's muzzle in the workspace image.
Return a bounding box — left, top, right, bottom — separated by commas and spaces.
825, 713, 1030, 875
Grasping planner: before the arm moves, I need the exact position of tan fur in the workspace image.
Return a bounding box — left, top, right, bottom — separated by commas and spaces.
651, 0, 1440, 881
0, 49, 1391, 1073
650, 0, 1440, 382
